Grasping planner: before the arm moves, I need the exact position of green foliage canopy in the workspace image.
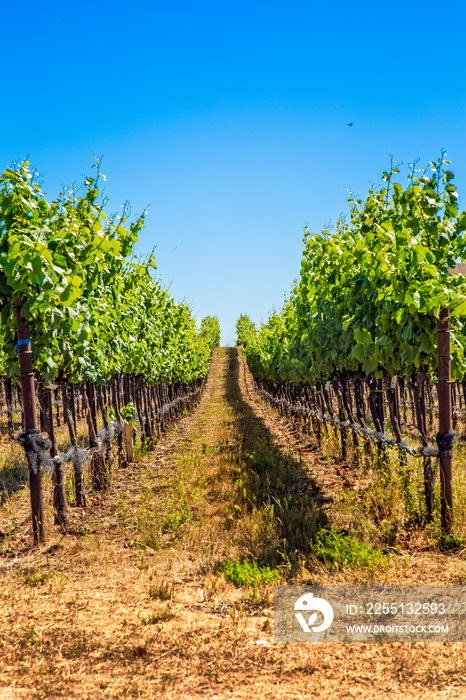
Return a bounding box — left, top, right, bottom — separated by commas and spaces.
0, 160, 212, 385
243, 155, 466, 384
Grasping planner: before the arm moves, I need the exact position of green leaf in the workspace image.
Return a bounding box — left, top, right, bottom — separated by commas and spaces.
351, 344, 366, 362
353, 328, 372, 344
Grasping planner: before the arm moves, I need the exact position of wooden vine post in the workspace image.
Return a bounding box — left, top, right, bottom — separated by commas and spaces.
437, 307, 453, 533
438, 263, 466, 533
13, 298, 46, 544
123, 374, 134, 463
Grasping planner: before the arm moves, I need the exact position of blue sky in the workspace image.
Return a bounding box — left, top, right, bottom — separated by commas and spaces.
2, 1, 466, 344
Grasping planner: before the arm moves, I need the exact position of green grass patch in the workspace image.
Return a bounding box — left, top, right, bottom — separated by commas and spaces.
314, 527, 387, 571
220, 558, 281, 588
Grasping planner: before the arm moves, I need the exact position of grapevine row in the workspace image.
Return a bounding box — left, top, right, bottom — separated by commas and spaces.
239, 154, 466, 530
0, 159, 219, 542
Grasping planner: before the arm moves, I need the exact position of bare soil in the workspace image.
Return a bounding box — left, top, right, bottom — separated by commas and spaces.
0, 348, 465, 699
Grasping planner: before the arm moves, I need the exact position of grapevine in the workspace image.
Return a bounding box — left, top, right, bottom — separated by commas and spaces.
0, 159, 217, 542
240, 155, 466, 525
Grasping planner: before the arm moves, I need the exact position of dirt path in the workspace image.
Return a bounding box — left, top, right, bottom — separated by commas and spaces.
0, 348, 465, 699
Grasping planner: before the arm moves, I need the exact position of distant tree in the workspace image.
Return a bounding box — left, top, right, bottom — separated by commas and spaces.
199, 315, 221, 350
235, 314, 257, 348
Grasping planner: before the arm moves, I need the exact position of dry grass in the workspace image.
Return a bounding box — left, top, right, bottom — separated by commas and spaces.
0, 348, 466, 698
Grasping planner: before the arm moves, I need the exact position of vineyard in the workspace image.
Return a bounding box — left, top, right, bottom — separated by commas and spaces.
0, 159, 219, 543
240, 154, 466, 541
2, 153, 466, 550
2, 157, 466, 698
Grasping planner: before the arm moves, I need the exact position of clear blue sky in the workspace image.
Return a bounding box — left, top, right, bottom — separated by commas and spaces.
2, 1, 465, 345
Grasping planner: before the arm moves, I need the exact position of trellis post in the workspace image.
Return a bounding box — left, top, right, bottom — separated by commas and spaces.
13, 298, 46, 544
437, 308, 453, 533
438, 263, 466, 533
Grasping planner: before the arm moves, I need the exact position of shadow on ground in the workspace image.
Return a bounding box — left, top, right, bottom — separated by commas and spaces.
223, 347, 330, 570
